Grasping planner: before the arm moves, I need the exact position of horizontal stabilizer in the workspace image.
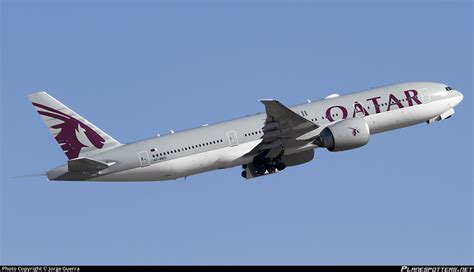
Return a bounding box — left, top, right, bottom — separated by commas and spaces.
68, 157, 115, 172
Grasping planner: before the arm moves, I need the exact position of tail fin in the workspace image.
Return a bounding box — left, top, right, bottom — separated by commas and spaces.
28, 91, 121, 159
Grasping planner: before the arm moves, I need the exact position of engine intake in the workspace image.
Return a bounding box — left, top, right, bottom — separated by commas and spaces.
315, 118, 370, 152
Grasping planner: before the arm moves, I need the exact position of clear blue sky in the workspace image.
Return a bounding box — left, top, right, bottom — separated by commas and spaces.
1, 0, 472, 265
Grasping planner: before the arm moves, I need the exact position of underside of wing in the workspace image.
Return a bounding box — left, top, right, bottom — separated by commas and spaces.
241, 99, 320, 179
245, 99, 319, 156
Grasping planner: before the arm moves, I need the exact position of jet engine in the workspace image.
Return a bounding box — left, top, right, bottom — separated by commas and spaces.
314, 118, 370, 152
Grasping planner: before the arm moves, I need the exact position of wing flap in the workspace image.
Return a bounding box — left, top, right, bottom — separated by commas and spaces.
244, 99, 319, 157
260, 99, 318, 137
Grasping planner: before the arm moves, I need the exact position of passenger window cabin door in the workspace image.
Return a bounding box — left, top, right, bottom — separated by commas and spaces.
226, 131, 239, 147
138, 151, 150, 167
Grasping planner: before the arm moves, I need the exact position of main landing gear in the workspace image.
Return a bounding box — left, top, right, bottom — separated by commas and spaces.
241, 158, 286, 179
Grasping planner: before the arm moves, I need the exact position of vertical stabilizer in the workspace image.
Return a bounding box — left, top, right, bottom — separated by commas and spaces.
28, 91, 121, 159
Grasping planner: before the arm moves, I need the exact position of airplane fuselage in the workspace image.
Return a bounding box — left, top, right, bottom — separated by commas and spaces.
43, 82, 463, 181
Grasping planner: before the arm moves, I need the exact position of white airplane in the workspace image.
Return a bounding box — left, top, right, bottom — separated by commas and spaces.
29, 82, 463, 181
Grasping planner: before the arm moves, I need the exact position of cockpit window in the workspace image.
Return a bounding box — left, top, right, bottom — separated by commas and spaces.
445, 86, 453, 91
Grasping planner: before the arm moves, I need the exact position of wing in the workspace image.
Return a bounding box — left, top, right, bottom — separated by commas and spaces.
245, 99, 319, 156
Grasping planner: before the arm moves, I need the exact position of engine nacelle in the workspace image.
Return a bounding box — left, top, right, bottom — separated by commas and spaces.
315, 118, 370, 152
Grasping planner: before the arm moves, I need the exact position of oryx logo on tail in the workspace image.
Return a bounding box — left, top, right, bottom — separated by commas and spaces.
32, 102, 105, 159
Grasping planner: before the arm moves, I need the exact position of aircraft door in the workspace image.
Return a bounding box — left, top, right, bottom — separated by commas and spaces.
226, 131, 239, 147
138, 151, 150, 167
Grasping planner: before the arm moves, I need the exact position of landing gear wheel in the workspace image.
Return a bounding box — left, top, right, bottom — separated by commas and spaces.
267, 165, 276, 173
276, 163, 286, 171
241, 171, 247, 178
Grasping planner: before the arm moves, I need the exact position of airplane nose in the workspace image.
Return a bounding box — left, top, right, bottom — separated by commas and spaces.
452, 90, 464, 107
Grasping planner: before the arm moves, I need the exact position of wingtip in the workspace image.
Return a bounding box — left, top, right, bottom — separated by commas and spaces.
28, 91, 48, 100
